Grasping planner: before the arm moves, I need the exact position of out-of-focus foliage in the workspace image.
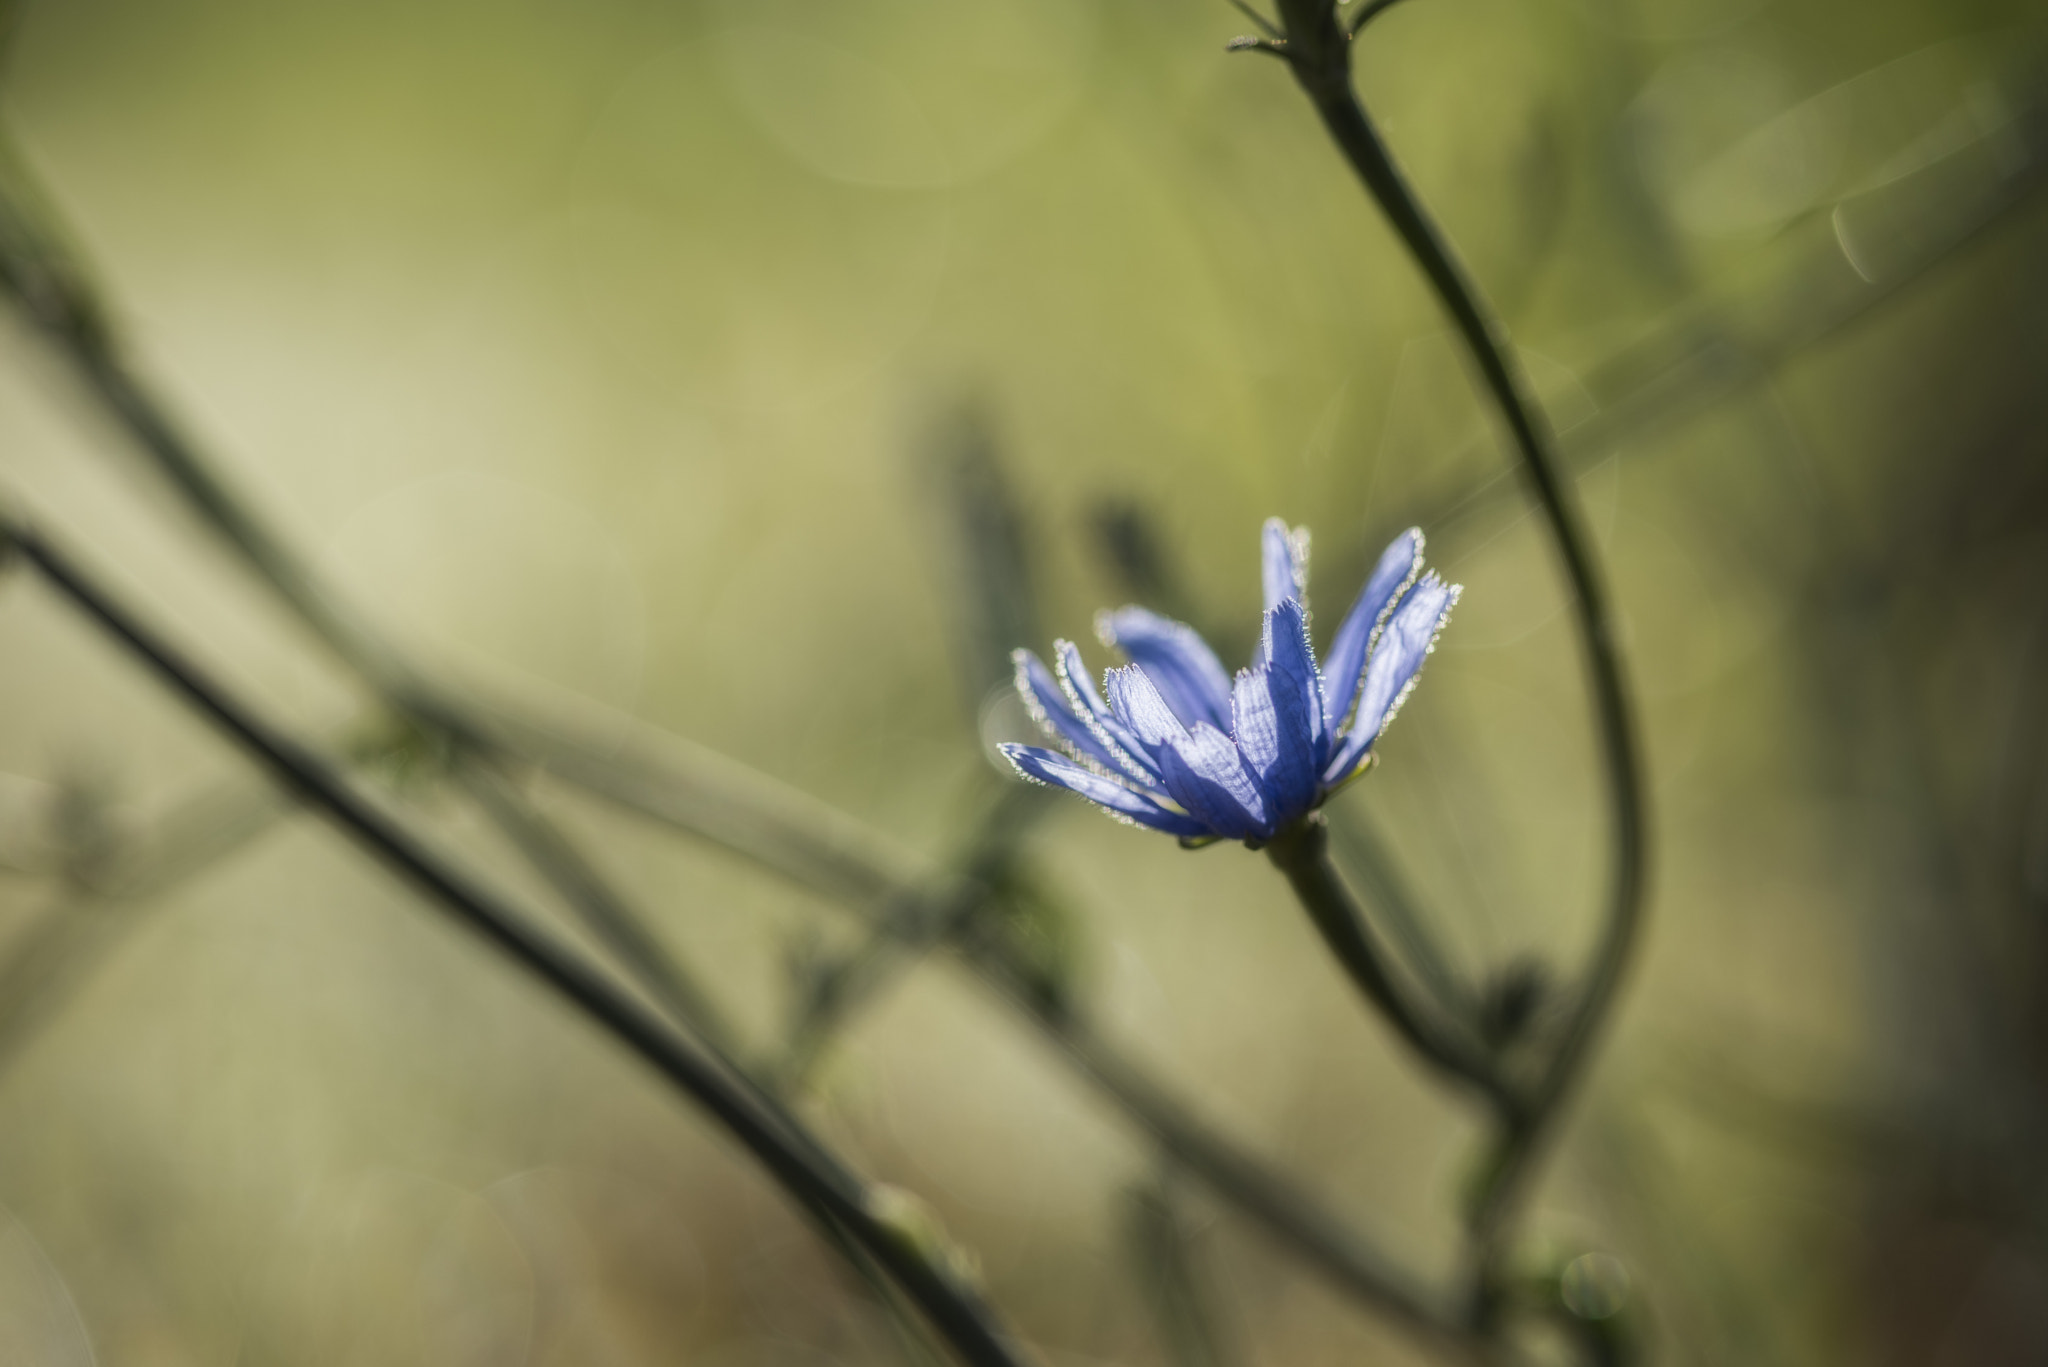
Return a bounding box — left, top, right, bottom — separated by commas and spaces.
0, 0, 2043, 1363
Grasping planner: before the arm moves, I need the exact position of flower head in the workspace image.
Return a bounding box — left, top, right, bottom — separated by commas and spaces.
1000, 520, 1459, 845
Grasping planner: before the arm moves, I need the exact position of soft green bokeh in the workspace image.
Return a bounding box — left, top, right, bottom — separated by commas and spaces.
0, 0, 2043, 1363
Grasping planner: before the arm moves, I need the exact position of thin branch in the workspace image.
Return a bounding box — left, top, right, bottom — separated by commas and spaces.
1409, 97, 2048, 560
1126, 1166, 1243, 1367
776, 782, 1046, 1088
451, 754, 970, 1366
1265, 0, 1649, 1324
0, 143, 417, 700
508, 713, 1476, 1347
455, 697, 1480, 1351
1324, 804, 1480, 1025
1265, 819, 1516, 1117
1225, 35, 1292, 58
440, 696, 917, 913
1027, 992, 1470, 1351
0, 134, 923, 924
455, 754, 739, 1054
0, 709, 945, 1366
2, 518, 1032, 1367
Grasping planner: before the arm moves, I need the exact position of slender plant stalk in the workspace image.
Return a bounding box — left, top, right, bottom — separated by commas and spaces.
1034, 999, 1469, 1348
455, 756, 739, 1052
542, 738, 1473, 1348
469, 700, 916, 912
470, 696, 1475, 1344
0, 519, 1032, 1367
451, 757, 969, 1366
1325, 807, 1478, 1023
777, 782, 1046, 1086
1262, 0, 1650, 1323
1126, 1166, 1242, 1367
1265, 819, 1512, 1115
454, 745, 940, 1288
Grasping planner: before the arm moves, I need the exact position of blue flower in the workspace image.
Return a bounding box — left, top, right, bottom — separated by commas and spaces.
1000, 520, 1459, 845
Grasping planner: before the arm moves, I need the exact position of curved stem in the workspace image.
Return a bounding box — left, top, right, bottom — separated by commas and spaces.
1269, 1, 1650, 1319
1266, 819, 1517, 1118
1034, 999, 1470, 1349
4, 520, 1032, 1367
457, 755, 740, 1052
1324, 807, 1480, 1024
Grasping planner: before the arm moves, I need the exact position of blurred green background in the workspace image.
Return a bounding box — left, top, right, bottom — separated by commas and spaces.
0, 0, 2044, 1362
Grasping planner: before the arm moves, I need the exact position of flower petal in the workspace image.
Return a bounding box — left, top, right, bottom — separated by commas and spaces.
1233, 601, 1327, 825
1096, 607, 1233, 731
1322, 572, 1459, 785
1158, 722, 1270, 841
1052, 640, 1165, 787
1323, 528, 1423, 736
1230, 667, 1280, 802
1253, 519, 1311, 669
1104, 662, 1190, 765
1012, 649, 1132, 777
1266, 598, 1328, 805
1000, 745, 1210, 837
1261, 518, 1310, 615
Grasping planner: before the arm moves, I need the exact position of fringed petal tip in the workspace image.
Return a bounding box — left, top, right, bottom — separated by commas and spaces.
1011, 646, 1133, 780
1050, 637, 1164, 788
1320, 571, 1460, 784
1096, 605, 1234, 731
1261, 517, 1311, 614
1323, 527, 1427, 733
1370, 578, 1459, 736
1010, 649, 1052, 728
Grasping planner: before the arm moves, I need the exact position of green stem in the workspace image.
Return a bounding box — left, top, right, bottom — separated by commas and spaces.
1265, 820, 1515, 1117
456, 756, 740, 1053
1269, 2, 1649, 1321
4, 520, 1032, 1367
1033, 998, 1468, 1347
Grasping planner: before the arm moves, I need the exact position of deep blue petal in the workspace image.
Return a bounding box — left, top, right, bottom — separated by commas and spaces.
1324, 528, 1423, 737
1322, 572, 1458, 786
1231, 605, 1325, 827
1012, 649, 1132, 778
1097, 607, 1233, 731
1261, 599, 1327, 810
1157, 722, 1270, 841
1052, 640, 1165, 788
1001, 745, 1210, 837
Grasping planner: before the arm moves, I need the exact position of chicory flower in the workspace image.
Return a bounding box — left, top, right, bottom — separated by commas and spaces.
1000, 520, 1459, 845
